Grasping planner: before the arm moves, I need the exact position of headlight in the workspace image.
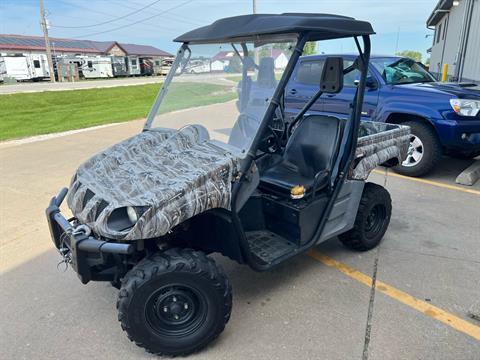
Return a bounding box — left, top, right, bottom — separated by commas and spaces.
107, 206, 149, 232
126, 206, 138, 223
450, 98, 480, 117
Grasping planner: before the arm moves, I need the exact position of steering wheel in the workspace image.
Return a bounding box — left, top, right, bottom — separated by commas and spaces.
266, 125, 283, 153
257, 104, 287, 154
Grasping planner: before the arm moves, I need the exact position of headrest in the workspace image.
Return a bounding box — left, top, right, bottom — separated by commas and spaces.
257, 57, 276, 88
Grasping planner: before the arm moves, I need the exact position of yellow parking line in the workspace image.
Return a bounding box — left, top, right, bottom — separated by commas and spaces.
307, 250, 480, 342
371, 169, 480, 196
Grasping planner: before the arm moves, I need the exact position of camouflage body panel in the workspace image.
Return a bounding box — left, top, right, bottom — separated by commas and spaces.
67, 121, 407, 241
351, 121, 410, 180
67, 125, 239, 241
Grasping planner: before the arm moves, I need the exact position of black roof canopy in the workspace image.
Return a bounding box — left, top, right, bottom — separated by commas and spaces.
174, 13, 374, 44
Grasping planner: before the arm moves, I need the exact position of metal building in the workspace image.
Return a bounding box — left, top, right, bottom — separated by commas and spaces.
0, 34, 172, 66
427, 0, 480, 83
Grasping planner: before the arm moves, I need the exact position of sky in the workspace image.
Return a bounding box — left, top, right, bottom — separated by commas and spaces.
0, 0, 439, 60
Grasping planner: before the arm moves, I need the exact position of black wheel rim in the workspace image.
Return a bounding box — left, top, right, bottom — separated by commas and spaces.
145, 284, 207, 337
364, 204, 387, 239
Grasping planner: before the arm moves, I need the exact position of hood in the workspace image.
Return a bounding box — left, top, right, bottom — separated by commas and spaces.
396, 82, 480, 99
67, 125, 240, 240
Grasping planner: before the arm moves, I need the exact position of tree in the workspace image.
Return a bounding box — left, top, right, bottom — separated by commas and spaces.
303, 42, 317, 55
227, 57, 242, 73
396, 50, 422, 62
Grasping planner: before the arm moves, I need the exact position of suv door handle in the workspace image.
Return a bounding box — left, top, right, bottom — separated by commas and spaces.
289, 89, 297, 95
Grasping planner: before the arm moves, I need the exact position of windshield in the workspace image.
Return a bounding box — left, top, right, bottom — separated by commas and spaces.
147, 40, 296, 157
371, 57, 434, 85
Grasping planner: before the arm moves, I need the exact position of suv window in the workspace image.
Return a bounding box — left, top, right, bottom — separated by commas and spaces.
343, 59, 361, 86
295, 60, 324, 85
371, 57, 434, 85
296, 58, 371, 87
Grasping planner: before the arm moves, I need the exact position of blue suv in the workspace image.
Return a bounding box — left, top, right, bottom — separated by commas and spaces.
285, 55, 480, 176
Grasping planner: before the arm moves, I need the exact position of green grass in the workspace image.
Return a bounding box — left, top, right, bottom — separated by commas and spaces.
0, 82, 236, 141
226, 75, 242, 82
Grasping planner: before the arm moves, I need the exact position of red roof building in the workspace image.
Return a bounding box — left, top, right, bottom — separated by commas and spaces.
0, 34, 172, 58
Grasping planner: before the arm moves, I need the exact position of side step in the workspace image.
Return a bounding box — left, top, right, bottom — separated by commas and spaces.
246, 230, 298, 265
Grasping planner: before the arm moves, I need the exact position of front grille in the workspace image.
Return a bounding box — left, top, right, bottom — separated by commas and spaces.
95, 200, 109, 219
72, 180, 82, 193
82, 189, 95, 209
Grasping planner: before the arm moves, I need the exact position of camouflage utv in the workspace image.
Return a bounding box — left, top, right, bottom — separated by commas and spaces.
46, 13, 409, 356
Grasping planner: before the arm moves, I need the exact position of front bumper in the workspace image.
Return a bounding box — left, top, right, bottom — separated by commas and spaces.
436, 118, 480, 152
46, 188, 134, 283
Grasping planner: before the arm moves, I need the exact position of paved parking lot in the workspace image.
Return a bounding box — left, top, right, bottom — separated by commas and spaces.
0, 73, 236, 94
1, 104, 479, 359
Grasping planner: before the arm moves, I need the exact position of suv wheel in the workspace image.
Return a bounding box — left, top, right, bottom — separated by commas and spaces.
339, 183, 391, 251
393, 121, 442, 177
117, 248, 232, 356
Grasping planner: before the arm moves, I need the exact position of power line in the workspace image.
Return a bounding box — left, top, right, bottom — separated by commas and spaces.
73, 0, 195, 38
125, 0, 204, 26
51, 0, 163, 28
50, 2, 180, 35
113, 0, 204, 27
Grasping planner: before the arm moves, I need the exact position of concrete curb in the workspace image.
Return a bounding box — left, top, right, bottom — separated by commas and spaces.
455, 159, 480, 186
468, 301, 480, 322
0, 122, 124, 149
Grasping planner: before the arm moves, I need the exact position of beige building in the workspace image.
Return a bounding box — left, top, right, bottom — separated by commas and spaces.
427, 0, 480, 83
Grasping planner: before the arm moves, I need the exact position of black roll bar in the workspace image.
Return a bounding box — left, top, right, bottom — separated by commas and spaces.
231, 34, 372, 271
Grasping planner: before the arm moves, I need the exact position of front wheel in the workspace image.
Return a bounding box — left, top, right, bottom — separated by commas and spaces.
117, 248, 232, 356
339, 183, 392, 251
393, 121, 442, 177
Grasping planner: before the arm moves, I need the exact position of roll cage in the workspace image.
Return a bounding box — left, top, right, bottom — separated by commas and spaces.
234, 34, 371, 270
142, 16, 372, 271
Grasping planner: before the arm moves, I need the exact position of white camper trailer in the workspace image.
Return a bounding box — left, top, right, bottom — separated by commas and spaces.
0, 56, 30, 81
27, 53, 50, 80
0, 54, 50, 82
126, 56, 141, 76
81, 57, 113, 78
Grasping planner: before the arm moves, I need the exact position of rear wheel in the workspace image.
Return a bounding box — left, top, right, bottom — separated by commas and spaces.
339, 183, 392, 251
393, 121, 442, 177
117, 248, 232, 356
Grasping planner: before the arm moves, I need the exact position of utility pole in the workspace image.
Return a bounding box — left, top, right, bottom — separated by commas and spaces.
40, 0, 56, 82
253, 0, 259, 65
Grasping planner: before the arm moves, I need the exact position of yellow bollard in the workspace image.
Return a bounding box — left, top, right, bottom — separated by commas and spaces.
441, 63, 448, 82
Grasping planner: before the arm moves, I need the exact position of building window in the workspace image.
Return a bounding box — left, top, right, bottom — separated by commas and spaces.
88, 61, 93, 68
33, 60, 40, 68
155, 60, 160, 66
131, 59, 137, 65
437, 23, 442, 43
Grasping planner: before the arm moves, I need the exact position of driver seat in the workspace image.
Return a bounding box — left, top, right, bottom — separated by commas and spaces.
259, 115, 343, 197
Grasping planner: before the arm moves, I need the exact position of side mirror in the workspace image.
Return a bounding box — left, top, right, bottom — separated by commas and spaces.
354, 76, 378, 89
366, 76, 377, 89
320, 57, 343, 93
